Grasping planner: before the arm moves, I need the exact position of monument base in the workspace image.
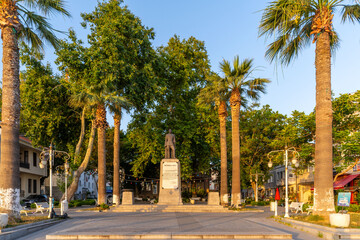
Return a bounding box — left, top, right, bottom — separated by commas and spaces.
158, 159, 182, 205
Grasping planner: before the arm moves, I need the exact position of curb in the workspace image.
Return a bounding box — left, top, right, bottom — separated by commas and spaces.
0, 218, 65, 240
46, 233, 292, 239
276, 217, 360, 240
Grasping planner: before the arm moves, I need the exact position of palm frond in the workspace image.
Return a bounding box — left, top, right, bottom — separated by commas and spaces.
19, 0, 71, 17
341, 4, 360, 23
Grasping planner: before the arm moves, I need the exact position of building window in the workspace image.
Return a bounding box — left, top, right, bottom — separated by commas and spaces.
33, 152, 37, 167
33, 179, 37, 193
28, 179, 32, 193
24, 151, 29, 164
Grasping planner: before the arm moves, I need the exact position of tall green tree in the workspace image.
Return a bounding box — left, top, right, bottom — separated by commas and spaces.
333, 91, 360, 170
80, 0, 157, 204
240, 105, 286, 197
259, 0, 360, 215
56, 31, 98, 202
0, 0, 69, 215
219, 56, 270, 207
20, 45, 80, 151
128, 35, 216, 179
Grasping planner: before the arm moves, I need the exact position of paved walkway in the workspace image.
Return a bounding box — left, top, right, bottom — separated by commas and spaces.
17, 206, 322, 240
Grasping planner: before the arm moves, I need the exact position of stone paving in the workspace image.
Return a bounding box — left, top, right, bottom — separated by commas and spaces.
16, 206, 323, 240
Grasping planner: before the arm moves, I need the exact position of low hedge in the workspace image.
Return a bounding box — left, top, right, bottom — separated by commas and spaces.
336, 204, 360, 213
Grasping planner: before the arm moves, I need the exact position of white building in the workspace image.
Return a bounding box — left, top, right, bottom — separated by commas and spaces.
74, 171, 98, 200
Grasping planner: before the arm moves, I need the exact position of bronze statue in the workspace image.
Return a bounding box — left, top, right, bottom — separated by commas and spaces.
165, 129, 176, 158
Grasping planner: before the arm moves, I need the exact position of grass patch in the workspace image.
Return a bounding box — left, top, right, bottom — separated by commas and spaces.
292, 213, 360, 228
350, 213, 360, 228
5, 215, 49, 228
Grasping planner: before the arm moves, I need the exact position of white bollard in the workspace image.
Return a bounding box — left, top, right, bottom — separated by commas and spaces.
61, 200, 68, 215
275, 200, 278, 216
0, 213, 9, 228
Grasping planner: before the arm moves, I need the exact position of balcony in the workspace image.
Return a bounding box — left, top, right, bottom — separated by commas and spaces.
20, 162, 30, 169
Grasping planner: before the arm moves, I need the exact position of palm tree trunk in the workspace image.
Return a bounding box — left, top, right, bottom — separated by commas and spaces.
61, 120, 96, 201
313, 32, 335, 215
218, 101, 228, 205
230, 89, 241, 207
113, 112, 121, 205
96, 104, 108, 205
0, 26, 21, 216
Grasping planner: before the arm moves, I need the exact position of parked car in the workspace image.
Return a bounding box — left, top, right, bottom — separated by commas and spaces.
23, 194, 48, 207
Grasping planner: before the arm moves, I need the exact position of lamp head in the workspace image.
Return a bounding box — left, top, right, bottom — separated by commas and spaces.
268, 160, 273, 168
291, 157, 297, 165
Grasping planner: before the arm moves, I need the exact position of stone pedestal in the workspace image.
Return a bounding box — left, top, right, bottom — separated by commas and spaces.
122, 189, 134, 205
158, 159, 182, 205
208, 192, 220, 205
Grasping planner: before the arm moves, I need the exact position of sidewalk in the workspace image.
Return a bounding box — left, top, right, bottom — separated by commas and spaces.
17, 206, 324, 240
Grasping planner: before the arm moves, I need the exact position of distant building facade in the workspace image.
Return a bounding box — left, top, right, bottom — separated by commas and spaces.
0, 127, 47, 199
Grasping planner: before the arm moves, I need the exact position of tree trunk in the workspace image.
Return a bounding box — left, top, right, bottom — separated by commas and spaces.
61, 120, 96, 201
218, 101, 228, 205
230, 89, 241, 207
0, 26, 21, 216
113, 112, 121, 205
74, 108, 86, 164
96, 104, 108, 205
313, 32, 335, 215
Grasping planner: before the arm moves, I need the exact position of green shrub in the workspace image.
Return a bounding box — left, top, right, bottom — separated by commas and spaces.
245, 198, 252, 204
182, 191, 192, 199
182, 198, 190, 203
54, 201, 59, 207
335, 204, 360, 213
100, 203, 109, 210
82, 199, 96, 205
73, 201, 82, 207
349, 204, 360, 213
250, 200, 268, 206
196, 189, 207, 198
30, 203, 36, 209
303, 203, 310, 212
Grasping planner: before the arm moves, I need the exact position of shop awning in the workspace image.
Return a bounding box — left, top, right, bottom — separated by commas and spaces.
334, 174, 359, 190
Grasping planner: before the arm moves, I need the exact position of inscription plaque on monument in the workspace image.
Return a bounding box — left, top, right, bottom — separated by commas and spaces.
162, 162, 179, 189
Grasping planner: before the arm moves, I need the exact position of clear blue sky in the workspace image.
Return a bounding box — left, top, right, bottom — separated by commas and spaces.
7, 0, 360, 130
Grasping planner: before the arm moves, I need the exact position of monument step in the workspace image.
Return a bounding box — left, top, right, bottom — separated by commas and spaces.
111, 204, 235, 213
46, 233, 293, 239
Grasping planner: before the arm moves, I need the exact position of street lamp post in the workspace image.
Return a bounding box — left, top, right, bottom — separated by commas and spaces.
267, 146, 300, 218
250, 171, 264, 202
62, 160, 70, 216
40, 144, 70, 218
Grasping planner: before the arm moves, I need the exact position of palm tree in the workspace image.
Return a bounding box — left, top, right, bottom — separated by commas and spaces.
259, 0, 360, 216
219, 56, 270, 207
198, 73, 229, 205
109, 98, 130, 206
67, 82, 126, 205
0, 0, 69, 215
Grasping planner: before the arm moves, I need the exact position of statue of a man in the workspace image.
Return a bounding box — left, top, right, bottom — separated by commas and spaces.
165, 129, 176, 158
